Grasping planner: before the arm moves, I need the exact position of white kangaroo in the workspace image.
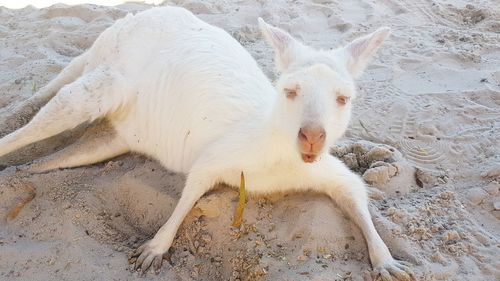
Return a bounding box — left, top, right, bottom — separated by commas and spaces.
0, 7, 415, 280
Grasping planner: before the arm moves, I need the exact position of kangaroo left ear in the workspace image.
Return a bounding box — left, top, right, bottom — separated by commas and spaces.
258, 18, 305, 71
343, 27, 391, 79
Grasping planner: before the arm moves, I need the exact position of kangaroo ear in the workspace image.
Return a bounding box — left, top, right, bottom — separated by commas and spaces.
258, 18, 304, 71
343, 27, 391, 78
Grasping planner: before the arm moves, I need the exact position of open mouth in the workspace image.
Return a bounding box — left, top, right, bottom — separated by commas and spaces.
301, 153, 317, 163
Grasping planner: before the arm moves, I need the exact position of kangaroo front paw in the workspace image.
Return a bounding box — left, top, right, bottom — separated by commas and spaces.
371, 259, 416, 281
128, 240, 168, 274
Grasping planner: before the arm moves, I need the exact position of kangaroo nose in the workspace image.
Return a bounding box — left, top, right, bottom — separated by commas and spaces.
298, 126, 326, 144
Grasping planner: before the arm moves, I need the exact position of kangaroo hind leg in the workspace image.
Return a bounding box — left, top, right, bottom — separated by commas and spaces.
0, 68, 124, 158
27, 121, 129, 173
0, 52, 89, 136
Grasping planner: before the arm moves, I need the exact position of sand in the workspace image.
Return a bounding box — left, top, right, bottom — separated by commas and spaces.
0, 1, 499, 280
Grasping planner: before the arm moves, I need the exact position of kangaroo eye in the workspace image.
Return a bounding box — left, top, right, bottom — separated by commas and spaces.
336, 95, 350, 105
284, 87, 299, 99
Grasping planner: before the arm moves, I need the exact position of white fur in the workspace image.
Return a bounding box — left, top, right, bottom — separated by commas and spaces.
0, 7, 413, 280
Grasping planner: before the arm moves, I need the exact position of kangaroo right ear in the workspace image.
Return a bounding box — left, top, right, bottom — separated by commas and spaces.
342, 27, 391, 79
258, 18, 304, 71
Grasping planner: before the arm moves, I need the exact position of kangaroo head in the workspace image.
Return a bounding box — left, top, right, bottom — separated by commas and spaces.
259, 19, 390, 163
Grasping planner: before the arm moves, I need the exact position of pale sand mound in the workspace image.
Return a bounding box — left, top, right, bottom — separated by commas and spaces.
1, 1, 499, 281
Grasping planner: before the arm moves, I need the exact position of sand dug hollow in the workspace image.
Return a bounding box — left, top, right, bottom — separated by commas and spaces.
0, 1, 499, 280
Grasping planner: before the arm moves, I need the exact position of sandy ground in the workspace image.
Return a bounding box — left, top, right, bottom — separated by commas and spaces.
0, 1, 499, 280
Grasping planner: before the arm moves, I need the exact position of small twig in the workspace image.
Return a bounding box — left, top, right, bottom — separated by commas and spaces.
7, 181, 36, 221
359, 119, 369, 133
31, 81, 38, 93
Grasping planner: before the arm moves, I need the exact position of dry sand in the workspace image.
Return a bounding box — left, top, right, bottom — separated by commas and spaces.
0, 1, 499, 280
